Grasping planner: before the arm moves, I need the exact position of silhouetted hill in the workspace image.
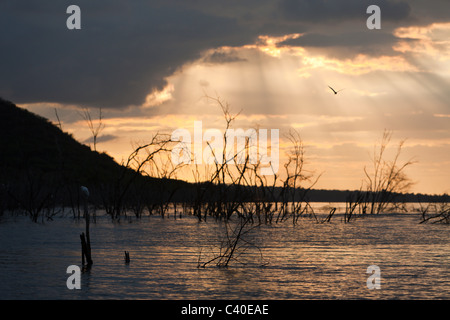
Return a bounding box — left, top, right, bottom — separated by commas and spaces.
0, 97, 187, 219
0, 97, 124, 186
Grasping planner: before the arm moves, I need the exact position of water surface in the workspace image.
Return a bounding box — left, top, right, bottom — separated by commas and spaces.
0, 210, 449, 300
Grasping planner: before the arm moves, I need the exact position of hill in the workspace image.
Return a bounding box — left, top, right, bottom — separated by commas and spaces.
0, 97, 125, 186
0, 97, 187, 220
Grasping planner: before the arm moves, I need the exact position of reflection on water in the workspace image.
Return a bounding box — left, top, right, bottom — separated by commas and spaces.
0, 209, 449, 300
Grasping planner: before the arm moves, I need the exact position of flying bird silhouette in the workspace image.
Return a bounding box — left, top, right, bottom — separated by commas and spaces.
328, 85, 344, 95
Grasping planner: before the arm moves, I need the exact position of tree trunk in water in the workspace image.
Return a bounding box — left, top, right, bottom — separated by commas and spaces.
81, 199, 93, 268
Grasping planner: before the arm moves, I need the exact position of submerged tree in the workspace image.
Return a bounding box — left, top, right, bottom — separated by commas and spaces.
197, 216, 266, 268
98, 133, 176, 220
419, 201, 450, 225
278, 129, 321, 224
363, 130, 415, 214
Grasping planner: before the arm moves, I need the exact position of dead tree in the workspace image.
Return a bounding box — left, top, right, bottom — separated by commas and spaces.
80, 108, 105, 152
344, 188, 366, 223
419, 202, 450, 225
197, 217, 265, 268
363, 130, 415, 214
80, 186, 93, 269
278, 129, 321, 224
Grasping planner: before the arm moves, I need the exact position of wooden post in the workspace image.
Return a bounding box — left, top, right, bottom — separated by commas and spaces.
80, 186, 93, 267
124, 251, 130, 264
80, 233, 86, 266
84, 201, 93, 266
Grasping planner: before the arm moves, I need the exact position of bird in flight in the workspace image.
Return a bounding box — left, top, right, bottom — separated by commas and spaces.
328, 85, 344, 95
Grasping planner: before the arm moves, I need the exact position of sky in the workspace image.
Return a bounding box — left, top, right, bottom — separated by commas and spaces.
1, 0, 449, 195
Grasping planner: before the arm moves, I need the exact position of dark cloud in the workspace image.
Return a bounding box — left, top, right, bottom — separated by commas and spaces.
407, 0, 450, 25
277, 31, 417, 57
278, 0, 411, 23
0, 1, 254, 109
83, 134, 118, 144
273, 0, 414, 59
280, 31, 396, 48
202, 50, 247, 65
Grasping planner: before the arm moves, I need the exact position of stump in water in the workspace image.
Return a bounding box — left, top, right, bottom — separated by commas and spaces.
322, 207, 336, 223
80, 186, 93, 268
80, 232, 93, 267
124, 251, 130, 264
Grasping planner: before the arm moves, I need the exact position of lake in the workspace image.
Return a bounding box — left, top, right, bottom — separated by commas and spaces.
0, 206, 449, 300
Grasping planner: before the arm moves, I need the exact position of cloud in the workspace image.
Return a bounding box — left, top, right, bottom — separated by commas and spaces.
407, 0, 450, 25
0, 1, 253, 109
201, 49, 247, 65
393, 22, 450, 67
278, 31, 409, 58
82, 134, 118, 144
278, 0, 411, 23
142, 84, 175, 108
